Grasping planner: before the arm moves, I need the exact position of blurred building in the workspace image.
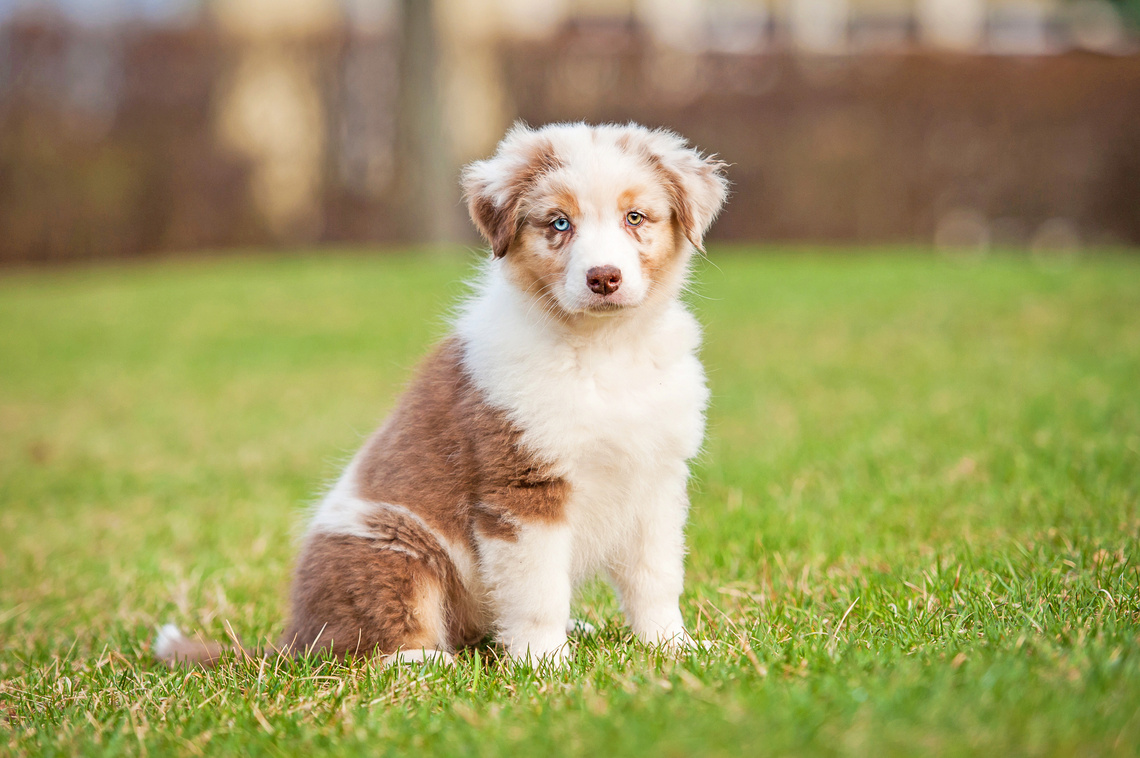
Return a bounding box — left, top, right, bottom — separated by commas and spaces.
0, 0, 1138, 262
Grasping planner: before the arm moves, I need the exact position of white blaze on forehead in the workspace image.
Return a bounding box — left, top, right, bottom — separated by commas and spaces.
547, 131, 660, 207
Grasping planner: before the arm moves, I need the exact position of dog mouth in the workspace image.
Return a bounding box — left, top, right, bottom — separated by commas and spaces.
553, 287, 638, 317
582, 299, 628, 315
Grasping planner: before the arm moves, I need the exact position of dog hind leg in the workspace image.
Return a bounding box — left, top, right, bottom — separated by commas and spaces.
282, 532, 455, 663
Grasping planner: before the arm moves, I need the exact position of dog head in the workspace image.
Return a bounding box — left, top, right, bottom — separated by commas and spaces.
463, 122, 728, 319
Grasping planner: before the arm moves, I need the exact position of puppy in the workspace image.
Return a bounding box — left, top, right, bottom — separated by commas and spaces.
154, 122, 728, 668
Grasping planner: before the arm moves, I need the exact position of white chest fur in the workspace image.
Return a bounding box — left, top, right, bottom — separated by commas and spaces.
457, 270, 709, 580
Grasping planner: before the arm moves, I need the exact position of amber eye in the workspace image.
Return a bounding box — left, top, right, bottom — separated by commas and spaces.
625, 211, 644, 227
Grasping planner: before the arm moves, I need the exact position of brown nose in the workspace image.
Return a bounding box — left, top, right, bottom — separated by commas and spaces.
586, 265, 622, 295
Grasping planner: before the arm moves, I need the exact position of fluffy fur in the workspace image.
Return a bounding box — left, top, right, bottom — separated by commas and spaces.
154, 121, 728, 668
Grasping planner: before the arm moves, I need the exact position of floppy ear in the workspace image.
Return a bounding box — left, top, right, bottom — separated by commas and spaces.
462, 123, 560, 258
641, 129, 729, 252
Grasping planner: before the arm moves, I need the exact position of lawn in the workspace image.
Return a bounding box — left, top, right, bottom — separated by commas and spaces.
1, 248, 1138, 756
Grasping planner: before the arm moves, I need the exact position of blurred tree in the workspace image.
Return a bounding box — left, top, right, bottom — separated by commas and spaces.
395, 0, 452, 244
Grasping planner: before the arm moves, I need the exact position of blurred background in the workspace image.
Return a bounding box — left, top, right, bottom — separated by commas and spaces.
1, 0, 1138, 264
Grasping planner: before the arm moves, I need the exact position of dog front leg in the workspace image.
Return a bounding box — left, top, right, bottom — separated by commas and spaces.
477, 520, 573, 666
609, 482, 698, 649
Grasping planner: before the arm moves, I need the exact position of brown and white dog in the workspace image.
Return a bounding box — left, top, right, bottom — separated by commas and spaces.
154, 122, 728, 668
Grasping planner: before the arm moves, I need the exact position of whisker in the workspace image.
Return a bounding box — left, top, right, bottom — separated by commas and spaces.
520, 275, 563, 331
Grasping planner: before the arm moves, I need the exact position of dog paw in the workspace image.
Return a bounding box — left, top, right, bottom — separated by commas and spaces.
384, 648, 457, 669
509, 641, 572, 670
566, 618, 597, 637
644, 630, 713, 654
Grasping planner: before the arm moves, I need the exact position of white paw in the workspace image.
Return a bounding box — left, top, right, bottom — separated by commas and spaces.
566, 618, 597, 637
643, 629, 712, 653
508, 641, 572, 670
384, 648, 456, 669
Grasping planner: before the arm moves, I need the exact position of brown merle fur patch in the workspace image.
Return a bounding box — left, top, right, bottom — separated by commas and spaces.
465, 138, 563, 259
282, 531, 451, 658
354, 338, 569, 544
505, 222, 570, 314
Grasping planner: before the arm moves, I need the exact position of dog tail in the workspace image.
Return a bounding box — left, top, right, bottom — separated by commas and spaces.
152, 623, 252, 668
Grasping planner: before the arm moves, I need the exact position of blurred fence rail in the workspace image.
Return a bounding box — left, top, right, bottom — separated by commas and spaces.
1, 16, 1139, 263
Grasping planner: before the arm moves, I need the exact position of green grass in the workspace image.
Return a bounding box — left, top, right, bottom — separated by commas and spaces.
1, 248, 1138, 756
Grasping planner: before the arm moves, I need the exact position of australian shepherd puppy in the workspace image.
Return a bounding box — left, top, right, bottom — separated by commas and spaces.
155, 122, 728, 668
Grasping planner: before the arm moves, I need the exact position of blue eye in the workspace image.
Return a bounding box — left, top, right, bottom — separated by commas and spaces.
552, 217, 571, 232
